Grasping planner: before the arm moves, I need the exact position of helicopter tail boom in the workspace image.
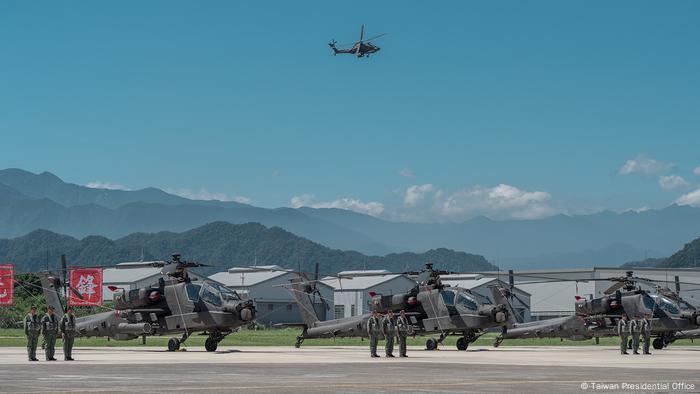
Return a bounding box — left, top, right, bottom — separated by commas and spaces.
39, 271, 66, 319
289, 276, 321, 327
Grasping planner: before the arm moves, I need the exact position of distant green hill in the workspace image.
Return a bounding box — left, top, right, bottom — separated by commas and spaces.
0, 222, 497, 276
659, 236, 700, 268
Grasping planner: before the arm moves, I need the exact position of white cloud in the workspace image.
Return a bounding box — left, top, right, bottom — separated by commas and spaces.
292, 184, 556, 222
693, 166, 700, 176
398, 169, 415, 178
290, 194, 385, 217
618, 154, 674, 176
658, 174, 689, 190
403, 184, 436, 206
232, 196, 252, 204
438, 184, 553, 220
677, 188, 700, 207
85, 181, 130, 190
166, 188, 248, 202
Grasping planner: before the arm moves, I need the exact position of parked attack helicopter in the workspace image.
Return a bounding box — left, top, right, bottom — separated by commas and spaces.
286, 263, 510, 350
328, 25, 386, 58
40, 254, 256, 352
490, 271, 700, 350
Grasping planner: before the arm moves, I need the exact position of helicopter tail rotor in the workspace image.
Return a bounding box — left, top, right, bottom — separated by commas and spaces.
328, 39, 338, 55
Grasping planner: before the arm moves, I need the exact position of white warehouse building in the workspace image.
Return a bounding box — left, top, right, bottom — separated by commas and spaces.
321, 270, 417, 319
209, 265, 334, 326
102, 266, 162, 300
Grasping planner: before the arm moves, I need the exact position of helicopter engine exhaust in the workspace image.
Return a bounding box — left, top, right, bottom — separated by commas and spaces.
116, 322, 153, 335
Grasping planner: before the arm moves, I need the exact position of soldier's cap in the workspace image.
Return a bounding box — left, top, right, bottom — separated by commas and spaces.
30, 305, 37, 309
47, 305, 55, 310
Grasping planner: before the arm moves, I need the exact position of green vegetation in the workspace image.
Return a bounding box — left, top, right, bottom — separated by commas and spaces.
2, 327, 698, 348
660, 236, 700, 268
0, 222, 496, 277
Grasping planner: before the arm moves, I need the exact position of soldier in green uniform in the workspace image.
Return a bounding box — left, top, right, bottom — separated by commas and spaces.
617, 314, 629, 355
641, 313, 652, 355
60, 307, 77, 361
381, 310, 397, 358
41, 305, 58, 361
24, 305, 41, 361
366, 311, 382, 358
396, 310, 410, 358
630, 315, 642, 355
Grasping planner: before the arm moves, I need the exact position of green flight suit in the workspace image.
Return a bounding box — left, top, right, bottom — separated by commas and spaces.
381, 315, 397, 357
24, 313, 41, 361
630, 319, 641, 354
42, 313, 59, 360
617, 319, 629, 354
60, 313, 77, 360
640, 318, 652, 355
396, 315, 410, 357
366, 315, 382, 357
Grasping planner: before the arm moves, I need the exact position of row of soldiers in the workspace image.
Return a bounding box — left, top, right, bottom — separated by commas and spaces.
617, 314, 652, 355
24, 305, 77, 361
366, 310, 412, 358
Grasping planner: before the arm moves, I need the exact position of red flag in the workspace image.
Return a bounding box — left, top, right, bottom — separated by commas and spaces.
69, 268, 103, 306
0, 264, 14, 306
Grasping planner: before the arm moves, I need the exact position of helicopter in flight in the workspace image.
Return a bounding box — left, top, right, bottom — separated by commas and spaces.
490, 271, 700, 350
286, 263, 510, 351
40, 254, 256, 352
328, 24, 386, 58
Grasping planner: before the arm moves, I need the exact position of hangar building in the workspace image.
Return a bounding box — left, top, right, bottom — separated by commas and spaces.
209, 265, 334, 326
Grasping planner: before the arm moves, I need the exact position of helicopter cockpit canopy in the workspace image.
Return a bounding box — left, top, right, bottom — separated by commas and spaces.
643, 294, 681, 315
185, 274, 242, 305
441, 288, 479, 310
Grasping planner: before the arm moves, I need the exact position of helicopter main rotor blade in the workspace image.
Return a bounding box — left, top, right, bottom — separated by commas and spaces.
363, 33, 387, 42
603, 282, 626, 295
359, 24, 364, 42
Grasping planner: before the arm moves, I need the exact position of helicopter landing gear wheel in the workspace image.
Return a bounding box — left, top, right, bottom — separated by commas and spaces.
295, 336, 304, 349
652, 338, 664, 350
426, 338, 438, 351
167, 338, 180, 351
456, 337, 469, 351
205, 337, 218, 352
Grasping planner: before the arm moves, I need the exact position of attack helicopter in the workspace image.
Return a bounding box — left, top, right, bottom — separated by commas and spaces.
490, 271, 700, 350
40, 254, 256, 352
328, 24, 386, 58
286, 263, 510, 351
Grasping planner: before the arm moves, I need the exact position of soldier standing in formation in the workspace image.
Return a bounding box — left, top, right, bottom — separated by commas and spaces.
630, 315, 642, 355
396, 310, 410, 358
617, 314, 629, 355
24, 306, 41, 361
381, 310, 396, 358
60, 307, 77, 361
42, 305, 58, 361
366, 311, 382, 358
641, 313, 652, 355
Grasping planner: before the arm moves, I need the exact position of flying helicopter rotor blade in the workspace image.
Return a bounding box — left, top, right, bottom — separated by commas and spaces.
363, 33, 387, 42
359, 24, 364, 42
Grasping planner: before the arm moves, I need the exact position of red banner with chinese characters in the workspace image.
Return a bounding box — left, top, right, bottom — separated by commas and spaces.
69, 268, 103, 306
0, 264, 14, 306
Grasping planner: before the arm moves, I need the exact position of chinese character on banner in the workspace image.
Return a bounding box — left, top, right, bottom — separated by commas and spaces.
0, 264, 14, 306
68, 268, 103, 306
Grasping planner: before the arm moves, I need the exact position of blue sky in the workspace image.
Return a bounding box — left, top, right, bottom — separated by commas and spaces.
1, 1, 699, 221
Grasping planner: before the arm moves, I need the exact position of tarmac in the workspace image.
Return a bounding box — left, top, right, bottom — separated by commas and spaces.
1, 345, 699, 393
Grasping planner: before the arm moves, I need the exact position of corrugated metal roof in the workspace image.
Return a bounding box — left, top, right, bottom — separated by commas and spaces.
103, 267, 162, 283
321, 274, 413, 290
209, 268, 288, 287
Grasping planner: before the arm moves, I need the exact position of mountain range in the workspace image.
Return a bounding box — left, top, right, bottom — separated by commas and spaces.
0, 222, 496, 276
2, 168, 700, 268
